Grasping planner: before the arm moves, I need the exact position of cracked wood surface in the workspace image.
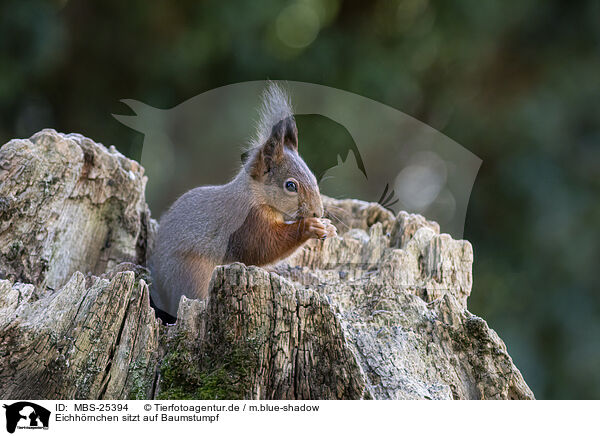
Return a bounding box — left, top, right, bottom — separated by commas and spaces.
0, 129, 153, 290
0, 130, 534, 400
0, 271, 160, 399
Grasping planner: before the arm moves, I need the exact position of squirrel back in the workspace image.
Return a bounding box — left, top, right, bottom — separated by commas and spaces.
149, 83, 336, 320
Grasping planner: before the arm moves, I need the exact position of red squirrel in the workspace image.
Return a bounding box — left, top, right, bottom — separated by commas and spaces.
149, 83, 336, 321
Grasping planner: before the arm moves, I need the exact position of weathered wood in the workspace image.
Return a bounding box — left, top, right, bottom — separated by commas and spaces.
0, 130, 534, 400
0, 269, 161, 399
0, 129, 153, 290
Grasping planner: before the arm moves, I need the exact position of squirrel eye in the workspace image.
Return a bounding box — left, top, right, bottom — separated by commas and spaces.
285, 180, 298, 193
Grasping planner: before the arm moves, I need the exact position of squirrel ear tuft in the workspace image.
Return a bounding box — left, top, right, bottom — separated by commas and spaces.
249, 116, 298, 180
282, 116, 298, 151
269, 116, 298, 152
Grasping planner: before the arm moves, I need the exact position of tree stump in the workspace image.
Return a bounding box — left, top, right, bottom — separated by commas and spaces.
0, 130, 534, 400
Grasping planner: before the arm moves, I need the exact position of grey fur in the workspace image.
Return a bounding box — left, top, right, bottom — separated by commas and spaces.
149, 170, 256, 317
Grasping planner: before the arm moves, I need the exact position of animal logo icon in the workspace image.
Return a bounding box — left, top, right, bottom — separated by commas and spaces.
114, 81, 480, 237
3, 402, 50, 433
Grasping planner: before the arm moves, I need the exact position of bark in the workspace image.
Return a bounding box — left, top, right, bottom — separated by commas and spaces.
0, 130, 534, 400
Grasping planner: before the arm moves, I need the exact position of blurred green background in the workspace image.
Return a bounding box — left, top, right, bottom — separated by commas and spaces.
1, 0, 599, 399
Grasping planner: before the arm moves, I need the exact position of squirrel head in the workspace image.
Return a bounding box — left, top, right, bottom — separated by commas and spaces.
244, 115, 323, 221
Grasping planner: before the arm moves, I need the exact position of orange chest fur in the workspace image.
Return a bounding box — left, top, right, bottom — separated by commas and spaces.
223, 206, 308, 266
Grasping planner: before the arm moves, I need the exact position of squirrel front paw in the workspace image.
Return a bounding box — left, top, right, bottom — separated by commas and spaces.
302, 217, 337, 240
